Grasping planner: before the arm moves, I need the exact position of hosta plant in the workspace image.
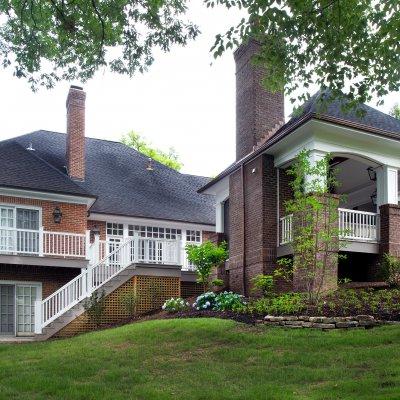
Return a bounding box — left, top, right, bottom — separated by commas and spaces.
162, 298, 189, 313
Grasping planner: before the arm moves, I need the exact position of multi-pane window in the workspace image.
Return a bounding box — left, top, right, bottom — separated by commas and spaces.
128, 225, 181, 240
17, 209, 39, 230
186, 230, 201, 243
106, 223, 123, 236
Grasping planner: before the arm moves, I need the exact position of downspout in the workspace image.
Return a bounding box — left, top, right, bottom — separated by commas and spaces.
277, 168, 280, 247
241, 164, 247, 297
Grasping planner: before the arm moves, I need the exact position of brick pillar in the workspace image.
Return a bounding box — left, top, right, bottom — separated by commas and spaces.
379, 204, 400, 257
293, 194, 339, 293
66, 85, 86, 181
227, 154, 278, 295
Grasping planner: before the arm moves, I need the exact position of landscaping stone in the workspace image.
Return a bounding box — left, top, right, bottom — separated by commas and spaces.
355, 315, 375, 322
284, 321, 303, 326
335, 321, 359, 328
309, 317, 325, 323
311, 323, 335, 329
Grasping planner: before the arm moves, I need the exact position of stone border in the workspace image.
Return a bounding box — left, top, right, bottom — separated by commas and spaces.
257, 315, 400, 329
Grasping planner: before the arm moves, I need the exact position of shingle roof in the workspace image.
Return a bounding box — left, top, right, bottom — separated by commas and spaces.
12, 131, 215, 225
199, 91, 400, 193
0, 140, 93, 197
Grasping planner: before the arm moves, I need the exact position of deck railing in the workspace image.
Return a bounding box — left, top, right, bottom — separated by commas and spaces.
279, 208, 379, 245
0, 227, 89, 258
37, 236, 182, 331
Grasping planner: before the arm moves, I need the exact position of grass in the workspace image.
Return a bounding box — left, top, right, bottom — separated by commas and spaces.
0, 319, 399, 400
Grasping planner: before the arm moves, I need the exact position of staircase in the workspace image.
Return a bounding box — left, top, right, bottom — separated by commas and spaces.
34, 236, 181, 340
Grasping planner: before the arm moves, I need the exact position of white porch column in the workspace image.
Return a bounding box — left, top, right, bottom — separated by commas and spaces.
34, 300, 42, 334
216, 202, 224, 233
376, 165, 398, 208
304, 150, 328, 193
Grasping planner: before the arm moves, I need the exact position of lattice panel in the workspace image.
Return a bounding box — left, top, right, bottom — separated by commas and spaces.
55, 275, 180, 338
136, 276, 180, 314
181, 281, 203, 299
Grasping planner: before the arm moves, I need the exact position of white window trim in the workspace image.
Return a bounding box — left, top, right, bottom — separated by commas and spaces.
0, 203, 43, 230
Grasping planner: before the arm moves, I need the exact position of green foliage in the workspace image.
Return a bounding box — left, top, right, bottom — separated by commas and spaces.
121, 131, 183, 171
283, 149, 343, 304
244, 293, 307, 316
389, 104, 400, 120
207, 0, 400, 108
211, 278, 224, 287
119, 291, 139, 317
251, 274, 274, 297
214, 291, 245, 311
379, 253, 400, 287
162, 297, 189, 312
83, 290, 106, 327
193, 292, 217, 310
185, 241, 228, 292
0, 1, 199, 89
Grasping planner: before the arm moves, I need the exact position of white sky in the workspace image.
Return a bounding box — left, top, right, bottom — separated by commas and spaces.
0, 3, 398, 177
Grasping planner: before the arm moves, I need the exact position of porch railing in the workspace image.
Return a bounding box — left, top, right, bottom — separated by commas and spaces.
279, 208, 379, 245
0, 227, 89, 258
37, 236, 182, 331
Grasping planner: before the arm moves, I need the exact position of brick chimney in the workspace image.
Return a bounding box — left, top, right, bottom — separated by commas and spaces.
234, 40, 284, 160
66, 85, 86, 181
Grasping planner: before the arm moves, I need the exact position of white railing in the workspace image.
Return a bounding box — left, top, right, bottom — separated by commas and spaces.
0, 227, 89, 258
280, 214, 293, 245
279, 209, 379, 245
43, 231, 87, 258
338, 208, 379, 242
36, 236, 182, 331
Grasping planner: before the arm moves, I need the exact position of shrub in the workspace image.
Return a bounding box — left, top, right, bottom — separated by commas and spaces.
251, 274, 275, 297
119, 291, 139, 317
244, 293, 307, 316
211, 278, 224, 288
380, 253, 400, 287
83, 290, 106, 327
162, 298, 189, 312
193, 292, 217, 310
214, 291, 245, 311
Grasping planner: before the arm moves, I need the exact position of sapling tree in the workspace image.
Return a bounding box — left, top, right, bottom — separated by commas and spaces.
185, 241, 228, 293
281, 149, 344, 304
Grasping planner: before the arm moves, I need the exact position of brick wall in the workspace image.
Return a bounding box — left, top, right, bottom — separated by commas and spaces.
0, 195, 87, 234
380, 204, 400, 257
234, 40, 284, 160
0, 264, 79, 298
87, 220, 107, 241
279, 168, 293, 219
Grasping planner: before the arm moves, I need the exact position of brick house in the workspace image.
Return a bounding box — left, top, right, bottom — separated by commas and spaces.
200, 40, 400, 296
0, 86, 215, 339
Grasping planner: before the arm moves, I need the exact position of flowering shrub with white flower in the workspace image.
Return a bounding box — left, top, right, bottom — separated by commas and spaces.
162, 297, 190, 312
214, 291, 246, 311
193, 292, 217, 310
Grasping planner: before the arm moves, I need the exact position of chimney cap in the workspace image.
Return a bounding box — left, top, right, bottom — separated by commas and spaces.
70, 85, 83, 91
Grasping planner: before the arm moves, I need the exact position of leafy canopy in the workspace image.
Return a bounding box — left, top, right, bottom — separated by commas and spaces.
207, 0, 400, 108
121, 131, 182, 171
0, 0, 198, 89
390, 104, 400, 120
185, 241, 228, 292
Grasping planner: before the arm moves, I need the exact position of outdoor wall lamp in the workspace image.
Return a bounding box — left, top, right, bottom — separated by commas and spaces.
371, 190, 377, 206
52, 206, 63, 224
367, 166, 377, 181
91, 226, 100, 236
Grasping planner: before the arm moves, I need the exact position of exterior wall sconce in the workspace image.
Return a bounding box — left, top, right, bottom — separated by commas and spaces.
91, 226, 100, 236
367, 167, 377, 181
52, 206, 63, 223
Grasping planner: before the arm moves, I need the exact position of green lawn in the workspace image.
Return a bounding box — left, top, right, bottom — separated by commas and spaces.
0, 319, 399, 400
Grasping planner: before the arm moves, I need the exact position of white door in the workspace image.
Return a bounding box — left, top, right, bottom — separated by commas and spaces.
0, 285, 15, 335
0, 207, 15, 254
16, 285, 38, 336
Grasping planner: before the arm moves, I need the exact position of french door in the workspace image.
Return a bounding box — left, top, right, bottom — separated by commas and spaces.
0, 283, 40, 336
0, 206, 40, 255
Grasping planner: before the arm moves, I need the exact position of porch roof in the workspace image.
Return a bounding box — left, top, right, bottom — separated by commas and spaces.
199, 91, 400, 193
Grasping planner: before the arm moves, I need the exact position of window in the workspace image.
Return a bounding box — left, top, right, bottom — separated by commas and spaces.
106, 223, 123, 236
186, 230, 201, 243
128, 225, 181, 240
17, 209, 39, 230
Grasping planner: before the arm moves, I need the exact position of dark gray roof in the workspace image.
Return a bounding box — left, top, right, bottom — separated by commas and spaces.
200, 91, 400, 193
12, 131, 215, 225
0, 140, 92, 197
